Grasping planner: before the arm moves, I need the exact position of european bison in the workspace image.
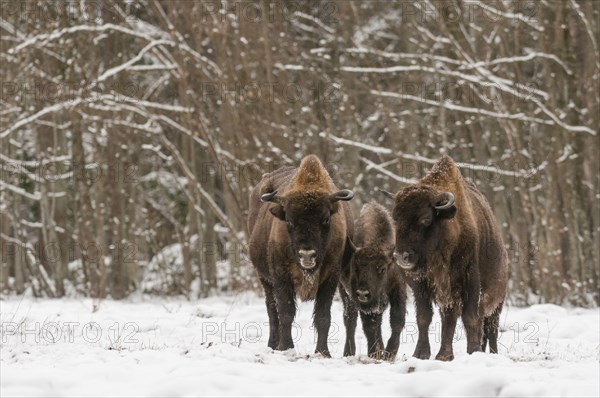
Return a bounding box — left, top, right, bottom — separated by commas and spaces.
382, 155, 508, 361
247, 155, 355, 356
341, 201, 407, 360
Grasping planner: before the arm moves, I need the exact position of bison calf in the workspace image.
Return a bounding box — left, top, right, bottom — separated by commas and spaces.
383, 155, 508, 361
247, 155, 355, 357
340, 201, 407, 360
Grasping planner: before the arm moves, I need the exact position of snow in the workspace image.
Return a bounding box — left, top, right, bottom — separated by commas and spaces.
140, 170, 187, 195
1, 295, 598, 397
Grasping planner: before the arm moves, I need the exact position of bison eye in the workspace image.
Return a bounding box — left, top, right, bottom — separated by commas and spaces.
420, 217, 432, 227
322, 217, 330, 226
287, 221, 294, 228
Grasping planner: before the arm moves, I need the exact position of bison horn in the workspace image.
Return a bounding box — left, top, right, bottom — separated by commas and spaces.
434, 192, 455, 210
260, 190, 280, 203
331, 189, 354, 202
376, 187, 395, 199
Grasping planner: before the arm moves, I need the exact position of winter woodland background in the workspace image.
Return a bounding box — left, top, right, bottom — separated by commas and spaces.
0, 0, 598, 306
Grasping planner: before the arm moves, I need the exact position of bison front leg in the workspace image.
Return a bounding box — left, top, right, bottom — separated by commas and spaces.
259, 278, 279, 349
436, 305, 460, 361
360, 312, 384, 358
385, 290, 407, 360
274, 280, 296, 351
313, 278, 337, 357
339, 285, 357, 357
412, 282, 433, 360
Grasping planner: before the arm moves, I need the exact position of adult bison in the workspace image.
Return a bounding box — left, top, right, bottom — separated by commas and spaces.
382, 155, 508, 361
341, 201, 407, 360
247, 155, 355, 357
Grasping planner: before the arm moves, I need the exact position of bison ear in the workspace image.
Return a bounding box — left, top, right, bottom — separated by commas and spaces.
437, 206, 457, 219
383, 248, 395, 270
385, 247, 394, 262
346, 236, 357, 254
342, 236, 356, 272
269, 204, 286, 221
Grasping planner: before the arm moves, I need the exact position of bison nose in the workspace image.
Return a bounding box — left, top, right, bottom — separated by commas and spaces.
299, 249, 316, 260
394, 251, 415, 270
356, 289, 370, 303
298, 249, 317, 269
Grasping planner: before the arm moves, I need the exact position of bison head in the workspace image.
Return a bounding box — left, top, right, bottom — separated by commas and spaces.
261, 189, 354, 271
346, 238, 393, 312
386, 187, 456, 272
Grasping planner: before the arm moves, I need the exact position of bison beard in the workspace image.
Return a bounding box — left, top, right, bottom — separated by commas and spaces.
247, 155, 355, 357
385, 155, 508, 361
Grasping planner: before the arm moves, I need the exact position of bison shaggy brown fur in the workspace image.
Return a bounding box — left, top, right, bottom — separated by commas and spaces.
385, 155, 508, 361
247, 155, 355, 356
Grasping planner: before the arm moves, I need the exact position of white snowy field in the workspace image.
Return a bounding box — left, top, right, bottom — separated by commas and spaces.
1, 293, 598, 397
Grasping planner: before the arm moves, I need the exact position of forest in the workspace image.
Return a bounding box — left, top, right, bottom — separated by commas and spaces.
1, 0, 598, 306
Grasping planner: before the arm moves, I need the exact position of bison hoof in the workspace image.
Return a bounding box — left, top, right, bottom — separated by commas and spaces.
467, 345, 482, 355
435, 351, 454, 361
343, 341, 356, 357
276, 342, 294, 351
413, 346, 431, 360
315, 349, 331, 358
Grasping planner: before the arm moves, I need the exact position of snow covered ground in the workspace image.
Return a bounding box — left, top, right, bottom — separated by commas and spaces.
1, 293, 598, 397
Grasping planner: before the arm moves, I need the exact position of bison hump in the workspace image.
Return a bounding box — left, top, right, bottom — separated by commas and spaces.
421, 155, 462, 190
291, 155, 332, 189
